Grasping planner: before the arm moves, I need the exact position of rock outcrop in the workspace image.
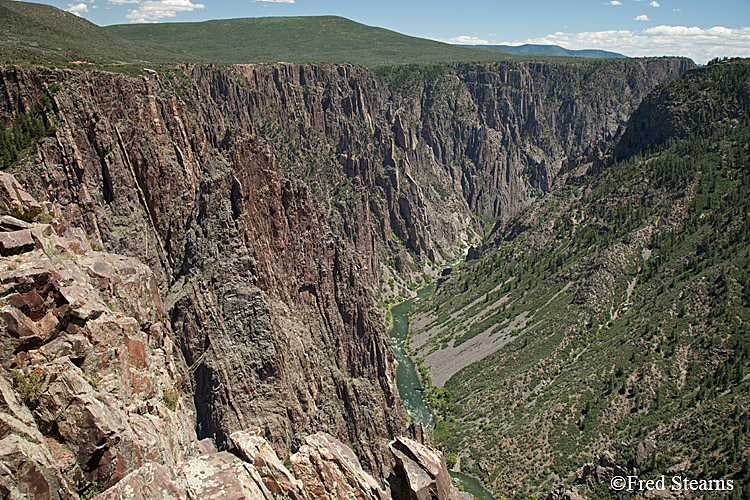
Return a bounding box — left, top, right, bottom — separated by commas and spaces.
101, 429, 462, 500
1, 65, 407, 478
0, 173, 198, 498
389, 437, 460, 500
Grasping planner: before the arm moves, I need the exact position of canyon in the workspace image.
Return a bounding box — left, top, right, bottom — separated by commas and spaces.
0, 54, 698, 499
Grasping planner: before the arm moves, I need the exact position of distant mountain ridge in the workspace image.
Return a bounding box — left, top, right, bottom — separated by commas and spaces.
106, 16, 514, 67
1, 0, 518, 68
461, 43, 627, 59
0, 0, 185, 66
1, 0, 629, 69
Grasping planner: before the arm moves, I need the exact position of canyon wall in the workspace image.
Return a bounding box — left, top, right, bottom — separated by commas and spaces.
0, 57, 692, 487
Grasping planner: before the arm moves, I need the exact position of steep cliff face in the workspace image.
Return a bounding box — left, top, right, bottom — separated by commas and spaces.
0, 57, 692, 486
393, 58, 695, 221
0, 172, 461, 499
614, 60, 750, 160
0, 65, 406, 477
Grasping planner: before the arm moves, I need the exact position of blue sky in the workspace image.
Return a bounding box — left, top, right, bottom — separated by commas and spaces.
42, 0, 750, 63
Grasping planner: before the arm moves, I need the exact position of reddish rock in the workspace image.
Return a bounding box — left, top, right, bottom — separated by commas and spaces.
0, 372, 77, 499
229, 428, 306, 499
177, 452, 273, 499
0, 215, 31, 232
124, 336, 147, 369
0, 176, 199, 496
390, 437, 461, 500
97, 462, 185, 500
0, 229, 38, 256
291, 432, 390, 500
0, 172, 42, 221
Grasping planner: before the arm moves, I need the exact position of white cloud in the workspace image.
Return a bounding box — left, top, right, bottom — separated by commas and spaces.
515, 25, 750, 64
66, 2, 88, 15
634, 14, 650, 21
253, 0, 294, 3
649, 1, 660, 6
125, 0, 205, 22
107, 0, 140, 4
442, 35, 491, 45
608, 1, 623, 5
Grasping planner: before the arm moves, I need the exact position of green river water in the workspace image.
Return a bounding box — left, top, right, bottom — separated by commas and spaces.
389, 278, 496, 500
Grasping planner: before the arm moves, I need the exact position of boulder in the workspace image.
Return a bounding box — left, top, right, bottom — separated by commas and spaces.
635, 439, 656, 468
229, 428, 306, 499
389, 436, 461, 500
0, 230, 38, 256
0, 172, 42, 221
176, 452, 273, 500
96, 462, 185, 500
0, 215, 30, 232
291, 432, 390, 500
545, 486, 586, 500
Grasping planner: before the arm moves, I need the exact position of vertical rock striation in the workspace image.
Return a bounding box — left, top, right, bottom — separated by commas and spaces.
0, 56, 693, 484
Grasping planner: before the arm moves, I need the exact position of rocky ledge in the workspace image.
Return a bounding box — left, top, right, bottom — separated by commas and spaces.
0, 172, 198, 498
101, 429, 464, 500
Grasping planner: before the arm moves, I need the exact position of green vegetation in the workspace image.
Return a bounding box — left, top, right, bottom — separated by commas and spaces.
163, 386, 181, 411
79, 481, 101, 500
414, 356, 454, 420
10, 365, 46, 408
0, 92, 56, 170
414, 59, 750, 498
1, 1, 643, 74
108, 16, 513, 68
0, 0, 184, 68
374, 63, 452, 93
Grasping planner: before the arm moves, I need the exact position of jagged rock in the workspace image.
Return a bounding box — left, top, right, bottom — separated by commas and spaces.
177, 452, 273, 499
290, 432, 390, 500
0, 215, 31, 232
229, 428, 306, 499
635, 439, 656, 468
99, 452, 279, 500
0, 173, 199, 497
465, 246, 480, 261
98, 451, 277, 500
0, 368, 77, 499
545, 486, 586, 500
0, 172, 42, 221
575, 451, 630, 489
96, 462, 184, 500
0, 229, 38, 256
389, 436, 460, 500
102, 429, 431, 500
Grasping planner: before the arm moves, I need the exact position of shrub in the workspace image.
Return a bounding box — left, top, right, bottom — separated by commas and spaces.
163, 386, 180, 411
10, 366, 46, 407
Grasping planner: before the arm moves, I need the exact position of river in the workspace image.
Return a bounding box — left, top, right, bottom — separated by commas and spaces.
389, 283, 437, 427
389, 270, 496, 500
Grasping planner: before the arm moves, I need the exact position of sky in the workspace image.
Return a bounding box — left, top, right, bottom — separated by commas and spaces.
36, 0, 750, 63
